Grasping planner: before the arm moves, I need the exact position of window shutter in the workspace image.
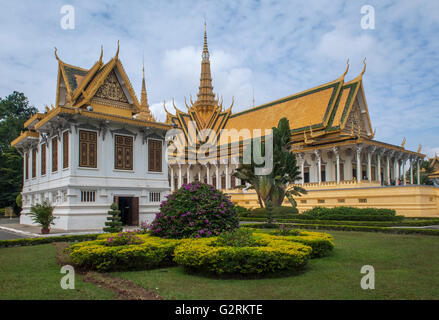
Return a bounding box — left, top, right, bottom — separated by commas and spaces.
32, 148, 37, 178
63, 131, 69, 169
41, 144, 46, 175
52, 137, 58, 172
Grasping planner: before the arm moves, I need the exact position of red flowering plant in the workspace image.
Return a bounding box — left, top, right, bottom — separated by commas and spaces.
106, 231, 144, 246
150, 182, 240, 239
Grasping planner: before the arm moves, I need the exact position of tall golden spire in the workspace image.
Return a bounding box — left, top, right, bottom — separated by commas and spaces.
136, 63, 155, 122
192, 22, 219, 122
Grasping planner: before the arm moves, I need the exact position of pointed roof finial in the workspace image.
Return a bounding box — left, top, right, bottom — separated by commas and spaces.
54, 47, 62, 62
99, 45, 103, 62
202, 21, 209, 60
361, 57, 367, 76
115, 40, 120, 59
343, 58, 350, 78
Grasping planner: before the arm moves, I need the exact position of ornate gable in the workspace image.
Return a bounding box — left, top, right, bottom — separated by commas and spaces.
93, 69, 129, 105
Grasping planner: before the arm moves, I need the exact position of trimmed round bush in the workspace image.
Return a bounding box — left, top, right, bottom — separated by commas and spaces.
69, 233, 181, 271
173, 235, 313, 275
150, 182, 239, 239
266, 230, 334, 258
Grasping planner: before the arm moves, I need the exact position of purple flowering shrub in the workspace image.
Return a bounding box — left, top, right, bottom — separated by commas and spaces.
150, 182, 240, 239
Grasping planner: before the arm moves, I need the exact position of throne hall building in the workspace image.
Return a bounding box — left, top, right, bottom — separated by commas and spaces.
165, 27, 439, 217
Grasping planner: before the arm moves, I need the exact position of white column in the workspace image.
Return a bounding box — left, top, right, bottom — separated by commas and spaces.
417, 159, 421, 185
215, 164, 220, 189
178, 164, 182, 188
206, 164, 210, 185
333, 147, 340, 184
170, 165, 175, 191
367, 151, 372, 182
402, 158, 406, 185
314, 150, 321, 184
386, 155, 391, 185
225, 163, 230, 189
186, 164, 191, 184
377, 152, 382, 184
298, 153, 305, 185
356, 145, 362, 182
410, 158, 414, 184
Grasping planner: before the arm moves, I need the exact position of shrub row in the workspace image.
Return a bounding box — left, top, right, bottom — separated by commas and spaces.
240, 217, 439, 227
69, 230, 334, 274
300, 206, 403, 221
243, 223, 439, 236
173, 235, 312, 275
0, 234, 100, 248
69, 234, 181, 271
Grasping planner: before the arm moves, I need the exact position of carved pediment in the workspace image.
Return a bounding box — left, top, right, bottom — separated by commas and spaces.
94, 70, 129, 104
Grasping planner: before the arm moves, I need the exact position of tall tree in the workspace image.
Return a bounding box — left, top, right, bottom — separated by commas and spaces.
234, 117, 307, 208
0, 92, 37, 211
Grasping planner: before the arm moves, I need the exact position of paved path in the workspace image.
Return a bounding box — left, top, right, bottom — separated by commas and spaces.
0, 229, 30, 240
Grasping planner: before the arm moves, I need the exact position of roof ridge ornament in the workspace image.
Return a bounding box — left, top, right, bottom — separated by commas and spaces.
361, 57, 367, 76
342, 58, 350, 78
99, 45, 103, 62
115, 40, 120, 59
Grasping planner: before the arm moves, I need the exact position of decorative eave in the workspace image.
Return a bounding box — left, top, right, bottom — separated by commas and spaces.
10, 131, 40, 148
23, 113, 45, 130
291, 137, 425, 158
34, 106, 173, 131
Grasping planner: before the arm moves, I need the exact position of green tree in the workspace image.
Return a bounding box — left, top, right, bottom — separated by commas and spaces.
234, 117, 307, 208
406, 160, 434, 185
0, 92, 37, 212
103, 203, 123, 233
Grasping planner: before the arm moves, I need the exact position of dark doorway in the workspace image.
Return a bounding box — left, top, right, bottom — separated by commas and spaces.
115, 196, 139, 226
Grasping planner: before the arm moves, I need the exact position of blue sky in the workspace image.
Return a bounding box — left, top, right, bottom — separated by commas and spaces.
0, 0, 438, 157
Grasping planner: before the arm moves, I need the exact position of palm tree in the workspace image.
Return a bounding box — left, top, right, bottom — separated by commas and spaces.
234, 117, 307, 208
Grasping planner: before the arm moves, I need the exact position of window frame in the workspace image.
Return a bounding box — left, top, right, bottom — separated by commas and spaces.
147, 138, 163, 173
114, 134, 134, 171
62, 130, 69, 169
51, 136, 58, 173
78, 129, 98, 168
41, 143, 46, 176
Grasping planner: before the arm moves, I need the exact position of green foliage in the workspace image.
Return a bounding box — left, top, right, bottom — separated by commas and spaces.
150, 182, 239, 239
0, 92, 38, 211
244, 222, 439, 236
234, 205, 251, 217
215, 228, 256, 247
300, 206, 403, 221
234, 117, 306, 209
173, 233, 313, 275
267, 230, 334, 258
15, 193, 22, 209
103, 203, 123, 233
27, 201, 56, 229
105, 231, 143, 246
69, 234, 181, 271
0, 234, 100, 248
406, 160, 435, 185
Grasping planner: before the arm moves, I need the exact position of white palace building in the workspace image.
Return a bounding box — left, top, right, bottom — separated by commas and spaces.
11, 45, 171, 230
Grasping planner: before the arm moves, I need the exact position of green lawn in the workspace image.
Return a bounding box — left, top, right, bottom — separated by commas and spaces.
111, 231, 439, 300
0, 244, 114, 300
1, 231, 439, 300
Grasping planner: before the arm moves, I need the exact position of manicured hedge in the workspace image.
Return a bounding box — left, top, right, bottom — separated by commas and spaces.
300, 206, 403, 221
248, 206, 299, 217
263, 230, 334, 258
0, 234, 100, 248
240, 217, 439, 227
173, 235, 312, 275
243, 223, 439, 236
69, 234, 181, 271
